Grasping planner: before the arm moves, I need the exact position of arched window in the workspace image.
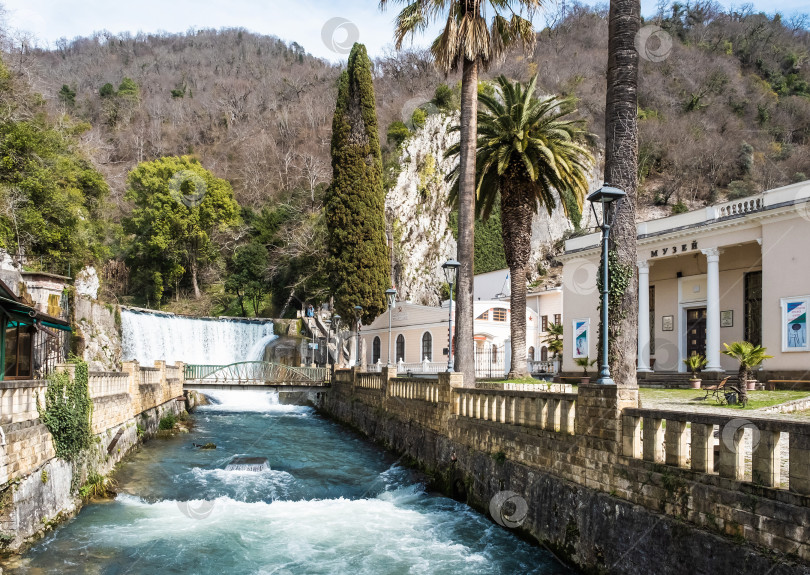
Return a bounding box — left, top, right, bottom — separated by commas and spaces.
372, 336, 381, 364
541, 346, 548, 361
492, 308, 507, 322
421, 332, 432, 361
528, 346, 535, 361
396, 334, 405, 362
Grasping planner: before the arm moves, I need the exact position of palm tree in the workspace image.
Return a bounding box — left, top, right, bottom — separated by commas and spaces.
381, 0, 542, 385
721, 341, 773, 404
448, 76, 593, 378
603, 0, 641, 385
544, 322, 563, 358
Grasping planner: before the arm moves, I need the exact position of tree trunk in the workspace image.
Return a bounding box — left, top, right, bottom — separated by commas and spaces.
453, 56, 479, 386
190, 259, 201, 299
500, 176, 533, 379
603, 0, 640, 387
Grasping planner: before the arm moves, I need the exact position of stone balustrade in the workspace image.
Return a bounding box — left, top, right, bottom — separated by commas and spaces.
717, 195, 764, 217
389, 377, 442, 404
88, 372, 130, 398
622, 407, 810, 495
139, 367, 161, 386
454, 389, 577, 435
0, 380, 47, 425
356, 372, 383, 390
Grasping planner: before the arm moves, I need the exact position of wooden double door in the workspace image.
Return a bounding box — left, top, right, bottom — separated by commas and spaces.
686, 307, 707, 358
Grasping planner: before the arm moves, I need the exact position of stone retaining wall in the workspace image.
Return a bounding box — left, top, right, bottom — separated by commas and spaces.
320, 368, 810, 575
0, 361, 186, 551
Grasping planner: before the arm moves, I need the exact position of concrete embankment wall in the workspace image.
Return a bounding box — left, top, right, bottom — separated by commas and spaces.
320, 368, 810, 575
0, 361, 185, 551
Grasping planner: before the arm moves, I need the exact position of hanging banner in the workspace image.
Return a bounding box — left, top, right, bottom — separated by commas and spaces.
573, 319, 589, 358
782, 297, 809, 352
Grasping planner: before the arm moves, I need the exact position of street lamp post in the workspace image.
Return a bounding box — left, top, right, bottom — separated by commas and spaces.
385, 288, 397, 366
442, 259, 461, 372
332, 314, 341, 367
587, 185, 626, 385
353, 305, 363, 368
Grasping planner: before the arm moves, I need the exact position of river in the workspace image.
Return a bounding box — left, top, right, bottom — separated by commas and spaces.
7, 390, 567, 574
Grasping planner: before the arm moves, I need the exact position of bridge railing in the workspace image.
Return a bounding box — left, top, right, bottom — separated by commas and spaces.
184, 362, 330, 383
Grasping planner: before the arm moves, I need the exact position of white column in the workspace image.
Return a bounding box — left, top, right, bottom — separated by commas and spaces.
637, 260, 652, 372
702, 248, 724, 372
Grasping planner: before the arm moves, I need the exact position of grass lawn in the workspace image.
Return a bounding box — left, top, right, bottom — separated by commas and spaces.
639, 388, 810, 410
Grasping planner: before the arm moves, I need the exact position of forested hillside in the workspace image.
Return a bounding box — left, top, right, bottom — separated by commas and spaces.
0, 2, 808, 314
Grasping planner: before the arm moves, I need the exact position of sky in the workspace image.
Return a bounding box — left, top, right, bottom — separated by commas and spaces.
2, 0, 807, 62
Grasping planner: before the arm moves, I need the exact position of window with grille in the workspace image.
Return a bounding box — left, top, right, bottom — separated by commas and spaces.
421, 332, 432, 361
396, 334, 405, 362
493, 308, 507, 322
541, 315, 548, 331
527, 346, 535, 360
476, 310, 489, 320
541, 346, 548, 361
554, 314, 561, 325
372, 336, 381, 364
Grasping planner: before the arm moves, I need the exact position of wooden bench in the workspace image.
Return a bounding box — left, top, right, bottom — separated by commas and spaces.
766, 380, 810, 391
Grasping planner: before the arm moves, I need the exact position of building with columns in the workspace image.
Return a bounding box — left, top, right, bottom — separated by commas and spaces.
559, 180, 810, 379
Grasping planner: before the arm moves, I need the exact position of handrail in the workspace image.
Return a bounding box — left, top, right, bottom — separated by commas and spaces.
184, 361, 330, 383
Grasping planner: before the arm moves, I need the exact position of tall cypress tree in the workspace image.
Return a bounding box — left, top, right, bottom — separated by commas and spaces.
325, 43, 390, 323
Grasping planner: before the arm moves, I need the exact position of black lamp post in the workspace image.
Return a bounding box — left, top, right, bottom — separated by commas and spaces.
442, 259, 461, 372
332, 314, 341, 366
385, 288, 397, 366
353, 305, 363, 368
587, 184, 626, 385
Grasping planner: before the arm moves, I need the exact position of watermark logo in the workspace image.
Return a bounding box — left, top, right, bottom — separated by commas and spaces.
644, 338, 680, 372
636, 25, 673, 63
169, 170, 207, 208
721, 418, 761, 453
401, 96, 440, 125
177, 499, 215, 520
564, 258, 599, 296
489, 490, 528, 528
792, 182, 810, 223
321, 17, 359, 55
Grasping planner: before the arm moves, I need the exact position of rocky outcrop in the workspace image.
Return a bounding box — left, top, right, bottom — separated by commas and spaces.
386, 113, 600, 303
74, 297, 122, 371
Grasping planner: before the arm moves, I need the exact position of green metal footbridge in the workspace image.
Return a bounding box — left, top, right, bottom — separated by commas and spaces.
184, 362, 331, 391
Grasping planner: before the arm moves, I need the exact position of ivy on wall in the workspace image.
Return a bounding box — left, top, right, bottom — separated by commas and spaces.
597, 250, 634, 364
37, 359, 92, 461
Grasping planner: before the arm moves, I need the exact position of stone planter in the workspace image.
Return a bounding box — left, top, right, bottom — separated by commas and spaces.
580, 377, 591, 384
690, 378, 702, 389
746, 379, 757, 391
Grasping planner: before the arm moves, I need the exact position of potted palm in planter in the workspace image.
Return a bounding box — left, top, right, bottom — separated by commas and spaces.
575, 356, 596, 384
721, 341, 773, 401
683, 354, 707, 389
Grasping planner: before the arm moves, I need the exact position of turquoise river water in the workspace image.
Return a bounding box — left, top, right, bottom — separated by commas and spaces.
7, 390, 568, 574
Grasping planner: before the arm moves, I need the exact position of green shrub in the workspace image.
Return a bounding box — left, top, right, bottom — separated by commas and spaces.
79, 472, 117, 500
158, 414, 177, 431
411, 107, 427, 129
386, 121, 410, 147
671, 201, 688, 214
37, 360, 92, 461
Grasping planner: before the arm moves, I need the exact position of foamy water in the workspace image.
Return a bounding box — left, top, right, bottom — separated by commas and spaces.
9, 390, 563, 574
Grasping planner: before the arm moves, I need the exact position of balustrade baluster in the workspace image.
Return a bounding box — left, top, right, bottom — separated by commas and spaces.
690, 423, 714, 473
643, 417, 665, 463
665, 420, 689, 468
753, 430, 782, 488
789, 432, 810, 495
719, 421, 745, 480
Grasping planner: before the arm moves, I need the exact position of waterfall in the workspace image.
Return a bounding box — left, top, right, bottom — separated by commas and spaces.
121, 309, 276, 365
